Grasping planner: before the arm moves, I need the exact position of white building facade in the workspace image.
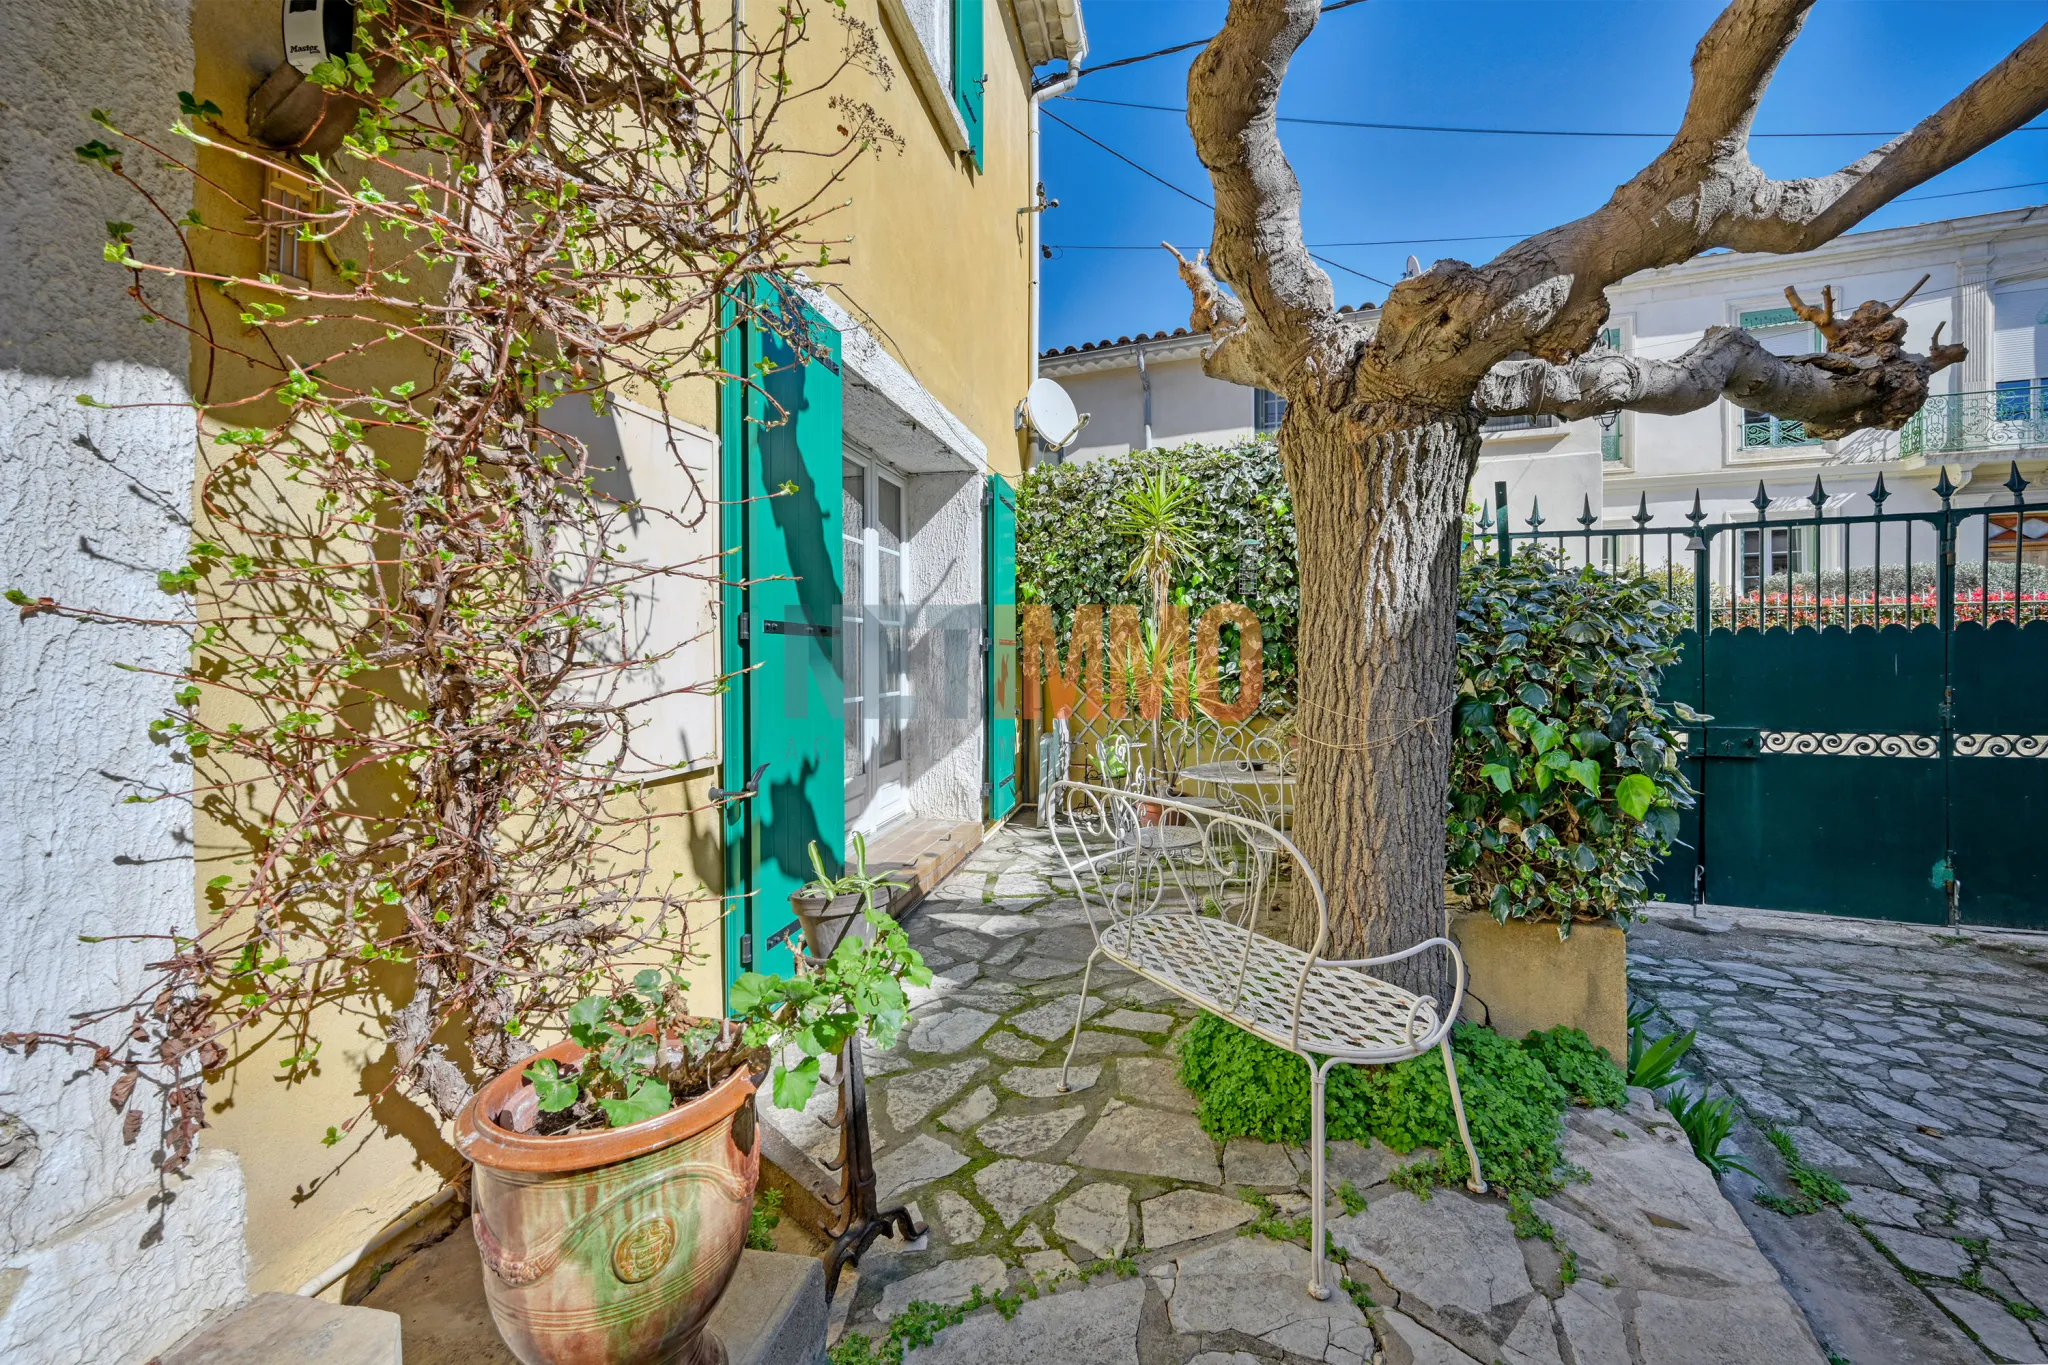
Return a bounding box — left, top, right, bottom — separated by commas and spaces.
1041, 207, 2048, 590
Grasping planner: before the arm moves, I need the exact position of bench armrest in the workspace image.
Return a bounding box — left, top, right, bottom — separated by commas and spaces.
1286, 936, 1469, 1053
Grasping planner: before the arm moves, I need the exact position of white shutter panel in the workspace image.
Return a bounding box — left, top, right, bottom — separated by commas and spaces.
1994, 288, 2048, 384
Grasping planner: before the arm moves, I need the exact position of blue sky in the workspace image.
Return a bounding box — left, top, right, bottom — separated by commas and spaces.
1039, 1, 2048, 351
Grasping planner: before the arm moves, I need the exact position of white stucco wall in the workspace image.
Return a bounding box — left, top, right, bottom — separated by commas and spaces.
903, 471, 986, 823
0, 3, 249, 1360
1052, 350, 1254, 464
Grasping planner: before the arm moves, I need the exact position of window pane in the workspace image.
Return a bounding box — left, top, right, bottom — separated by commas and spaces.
843, 459, 865, 534
1997, 379, 2030, 422
878, 478, 903, 547
844, 696, 864, 780
878, 546, 902, 606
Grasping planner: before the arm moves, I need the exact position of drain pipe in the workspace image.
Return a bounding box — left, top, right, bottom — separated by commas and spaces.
1137, 337, 1153, 450
1027, 30, 1088, 389
296, 1182, 464, 1299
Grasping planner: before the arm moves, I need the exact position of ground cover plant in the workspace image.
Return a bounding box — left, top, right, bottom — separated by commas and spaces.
1177, 1014, 1626, 1194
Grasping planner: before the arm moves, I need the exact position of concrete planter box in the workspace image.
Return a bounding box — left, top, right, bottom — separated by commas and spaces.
1450, 913, 1628, 1062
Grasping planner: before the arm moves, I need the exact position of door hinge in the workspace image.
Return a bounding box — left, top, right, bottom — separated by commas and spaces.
737, 612, 749, 642
739, 935, 754, 969
980, 629, 992, 656
981, 480, 993, 508
982, 780, 993, 797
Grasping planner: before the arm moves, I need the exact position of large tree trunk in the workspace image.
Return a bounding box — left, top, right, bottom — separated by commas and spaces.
1280, 404, 1478, 1002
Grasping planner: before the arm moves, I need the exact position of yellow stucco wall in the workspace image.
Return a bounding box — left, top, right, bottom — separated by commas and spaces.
176, 0, 1041, 1295
769, 0, 1037, 479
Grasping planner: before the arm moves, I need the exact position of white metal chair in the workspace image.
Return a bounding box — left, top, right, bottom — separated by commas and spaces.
1048, 781, 1487, 1301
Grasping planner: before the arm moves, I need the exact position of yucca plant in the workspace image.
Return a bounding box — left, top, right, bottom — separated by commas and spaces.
1112, 469, 1202, 626
1663, 1086, 1759, 1180
1627, 1003, 1696, 1091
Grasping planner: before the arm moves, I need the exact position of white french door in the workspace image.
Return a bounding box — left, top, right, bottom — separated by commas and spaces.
842, 450, 910, 837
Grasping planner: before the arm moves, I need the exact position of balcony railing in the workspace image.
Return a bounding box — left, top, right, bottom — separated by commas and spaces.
1901, 388, 2048, 460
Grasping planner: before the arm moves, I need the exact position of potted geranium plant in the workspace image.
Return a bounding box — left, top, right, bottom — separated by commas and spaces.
455, 909, 929, 1365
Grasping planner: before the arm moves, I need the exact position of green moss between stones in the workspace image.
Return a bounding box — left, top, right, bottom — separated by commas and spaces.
1177, 1014, 1624, 1195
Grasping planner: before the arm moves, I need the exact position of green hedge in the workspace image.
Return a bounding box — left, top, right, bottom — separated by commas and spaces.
1017, 438, 1299, 692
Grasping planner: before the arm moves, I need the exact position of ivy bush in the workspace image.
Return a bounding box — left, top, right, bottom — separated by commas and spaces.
1017, 438, 1299, 691
1177, 1014, 1624, 1194
1449, 548, 1694, 927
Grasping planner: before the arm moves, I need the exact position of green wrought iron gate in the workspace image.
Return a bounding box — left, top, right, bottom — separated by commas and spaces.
1484, 468, 2048, 929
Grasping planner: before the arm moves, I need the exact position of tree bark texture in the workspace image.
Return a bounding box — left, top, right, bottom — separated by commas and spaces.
1175, 0, 2048, 973
1283, 406, 1475, 1001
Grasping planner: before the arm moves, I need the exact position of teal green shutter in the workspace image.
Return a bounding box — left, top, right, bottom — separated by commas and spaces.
984, 474, 1018, 819
952, 0, 985, 171
722, 281, 845, 998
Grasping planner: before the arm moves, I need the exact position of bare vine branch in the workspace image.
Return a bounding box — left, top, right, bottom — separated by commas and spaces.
3, 0, 895, 1165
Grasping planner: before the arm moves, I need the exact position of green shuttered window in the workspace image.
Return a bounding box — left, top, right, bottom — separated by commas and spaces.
952, 0, 985, 170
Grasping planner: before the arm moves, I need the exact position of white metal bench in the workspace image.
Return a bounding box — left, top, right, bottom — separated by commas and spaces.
1048, 780, 1487, 1300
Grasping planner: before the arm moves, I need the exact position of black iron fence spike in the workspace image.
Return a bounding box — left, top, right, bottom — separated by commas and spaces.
2006, 461, 2029, 498
1687, 489, 1706, 525
1754, 481, 1771, 516
1935, 467, 1956, 503
1633, 491, 1652, 527
1810, 475, 1827, 507
1578, 494, 1596, 529
1526, 495, 1545, 531
1871, 470, 1889, 506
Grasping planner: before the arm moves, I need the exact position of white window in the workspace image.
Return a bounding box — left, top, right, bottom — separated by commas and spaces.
1253, 387, 1287, 435
263, 169, 314, 285
1596, 326, 1627, 465
843, 451, 911, 835
1994, 287, 2048, 429
1738, 526, 1810, 593
1736, 307, 1824, 450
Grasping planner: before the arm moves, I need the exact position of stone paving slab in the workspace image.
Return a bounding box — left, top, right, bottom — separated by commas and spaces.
1632, 912, 2048, 1363
772, 826, 1836, 1365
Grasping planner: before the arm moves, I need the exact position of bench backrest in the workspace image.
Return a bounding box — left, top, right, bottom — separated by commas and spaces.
1045, 780, 1332, 965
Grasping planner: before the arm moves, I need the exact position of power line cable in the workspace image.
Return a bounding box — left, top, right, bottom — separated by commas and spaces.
1062, 94, 2048, 140
1042, 109, 1395, 287
1044, 181, 2048, 257
1080, 0, 1371, 77
1051, 232, 1533, 252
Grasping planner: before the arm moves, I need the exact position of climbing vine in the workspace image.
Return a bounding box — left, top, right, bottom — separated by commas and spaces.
3, 0, 899, 1167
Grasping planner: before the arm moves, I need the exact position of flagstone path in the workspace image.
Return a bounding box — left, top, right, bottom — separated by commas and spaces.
778, 823, 1830, 1365
1631, 910, 2048, 1365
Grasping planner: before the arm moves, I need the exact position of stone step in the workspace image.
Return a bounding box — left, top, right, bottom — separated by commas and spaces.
356, 1219, 827, 1365
155, 1292, 401, 1364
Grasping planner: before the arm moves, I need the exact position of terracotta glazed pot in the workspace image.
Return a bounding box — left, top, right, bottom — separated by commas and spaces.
454, 1030, 762, 1365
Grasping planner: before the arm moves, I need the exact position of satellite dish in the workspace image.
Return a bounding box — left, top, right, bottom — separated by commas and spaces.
1021, 377, 1087, 450
1403, 255, 1423, 280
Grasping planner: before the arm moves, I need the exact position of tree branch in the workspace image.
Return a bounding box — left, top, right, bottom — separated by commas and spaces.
1727, 21, 2048, 252
1475, 301, 1965, 439
1162, 243, 1268, 387
1389, 0, 2048, 394
1178, 0, 1332, 386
